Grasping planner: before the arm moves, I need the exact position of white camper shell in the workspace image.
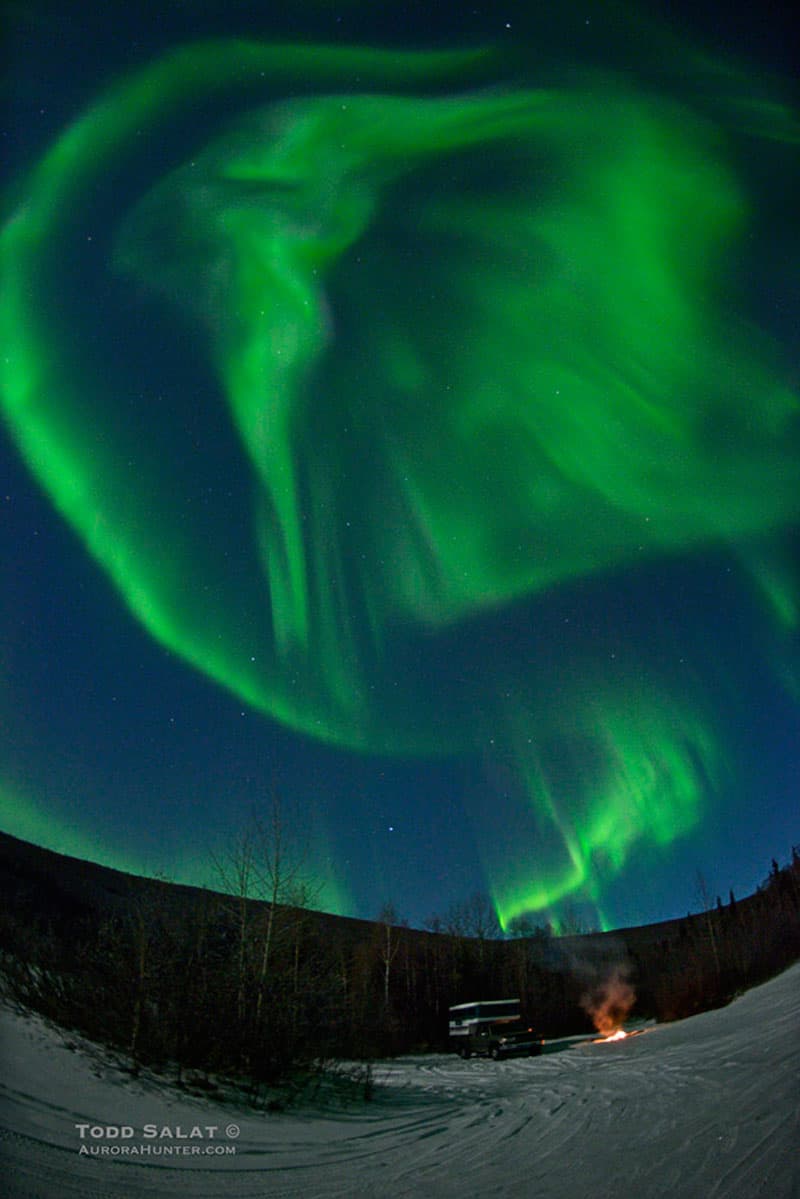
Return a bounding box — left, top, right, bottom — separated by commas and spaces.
448, 998, 521, 1037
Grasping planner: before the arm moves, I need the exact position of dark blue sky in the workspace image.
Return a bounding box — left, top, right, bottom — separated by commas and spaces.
2, 0, 798, 931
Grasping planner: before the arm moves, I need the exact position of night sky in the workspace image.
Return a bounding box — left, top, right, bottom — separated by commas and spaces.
2, 0, 798, 933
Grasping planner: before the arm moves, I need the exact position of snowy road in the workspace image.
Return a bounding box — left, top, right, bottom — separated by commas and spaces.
2, 964, 798, 1198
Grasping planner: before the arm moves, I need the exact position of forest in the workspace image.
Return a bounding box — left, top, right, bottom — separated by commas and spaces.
1, 827, 798, 1105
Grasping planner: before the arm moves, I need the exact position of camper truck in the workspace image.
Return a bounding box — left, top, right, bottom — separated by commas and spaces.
448, 998, 543, 1060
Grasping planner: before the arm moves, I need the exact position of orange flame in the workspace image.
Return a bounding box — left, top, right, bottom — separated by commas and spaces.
596, 1028, 627, 1043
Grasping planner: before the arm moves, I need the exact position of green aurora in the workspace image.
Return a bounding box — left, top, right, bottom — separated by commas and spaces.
2, 32, 798, 927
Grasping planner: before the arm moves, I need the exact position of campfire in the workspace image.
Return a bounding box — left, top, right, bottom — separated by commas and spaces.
594, 1027, 628, 1043
582, 966, 636, 1043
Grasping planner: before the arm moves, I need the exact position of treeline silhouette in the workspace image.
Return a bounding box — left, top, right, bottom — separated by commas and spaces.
0, 832, 798, 1102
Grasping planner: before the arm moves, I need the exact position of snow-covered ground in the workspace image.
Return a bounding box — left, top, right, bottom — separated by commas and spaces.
2, 963, 798, 1198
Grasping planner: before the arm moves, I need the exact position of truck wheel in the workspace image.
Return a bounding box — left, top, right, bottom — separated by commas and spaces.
490, 1046, 501, 1060
460, 1046, 471, 1060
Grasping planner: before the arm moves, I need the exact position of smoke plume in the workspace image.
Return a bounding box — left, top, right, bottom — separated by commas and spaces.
580, 966, 636, 1036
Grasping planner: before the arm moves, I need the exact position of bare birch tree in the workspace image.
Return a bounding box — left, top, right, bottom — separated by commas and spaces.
211, 818, 258, 1027
211, 780, 322, 1077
